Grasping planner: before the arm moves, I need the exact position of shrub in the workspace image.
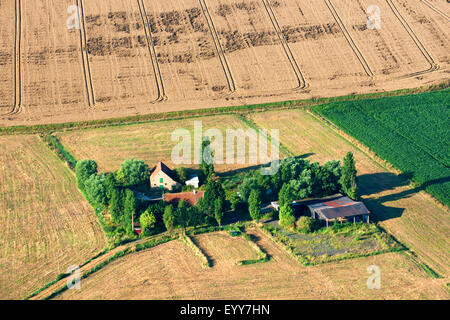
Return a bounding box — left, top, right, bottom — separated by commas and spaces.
296, 216, 319, 233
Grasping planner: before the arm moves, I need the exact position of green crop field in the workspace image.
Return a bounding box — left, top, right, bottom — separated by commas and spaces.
314, 90, 450, 207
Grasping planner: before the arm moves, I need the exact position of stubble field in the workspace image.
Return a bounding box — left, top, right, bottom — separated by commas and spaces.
0, 135, 106, 299
0, 0, 448, 126
55, 229, 449, 300
57, 114, 286, 173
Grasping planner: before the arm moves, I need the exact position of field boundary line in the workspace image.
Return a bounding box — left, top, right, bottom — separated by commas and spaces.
0, 82, 447, 135
8, 0, 22, 116
76, 0, 95, 106
137, 0, 167, 102
324, 0, 374, 77
420, 0, 450, 22
180, 235, 211, 268
29, 233, 176, 300
261, 0, 306, 89
386, 0, 439, 78
199, 0, 235, 93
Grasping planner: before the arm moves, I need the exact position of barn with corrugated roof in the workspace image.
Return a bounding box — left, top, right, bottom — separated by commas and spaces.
307, 195, 370, 227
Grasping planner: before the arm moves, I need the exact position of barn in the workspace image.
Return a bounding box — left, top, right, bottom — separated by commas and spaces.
307, 196, 370, 227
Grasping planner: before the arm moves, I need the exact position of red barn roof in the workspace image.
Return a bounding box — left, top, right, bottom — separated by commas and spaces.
163, 191, 204, 207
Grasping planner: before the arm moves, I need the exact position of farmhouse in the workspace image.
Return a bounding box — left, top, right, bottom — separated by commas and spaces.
150, 161, 181, 191
163, 190, 205, 207
307, 196, 370, 227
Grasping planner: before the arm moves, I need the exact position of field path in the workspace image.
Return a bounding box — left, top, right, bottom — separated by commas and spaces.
420, 0, 450, 21
261, 0, 306, 88
324, 0, 374, 77
11, 0, 22, 115
137, 0, 167, 102
76, 0, 95, 106
199, 0, 235, 92
386, 0, 439, 77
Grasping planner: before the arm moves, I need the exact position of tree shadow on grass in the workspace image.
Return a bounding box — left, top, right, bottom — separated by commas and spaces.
218, 153, 315, 179
357, 172, 411, 197
190, 236, 216, 267
360, 173, 449, 222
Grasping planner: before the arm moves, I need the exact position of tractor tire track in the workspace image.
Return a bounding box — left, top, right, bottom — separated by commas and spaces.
199, 0, 235, 93
138, 0, 166, 102
324, 0, 374, 77
386, 0, 439, 77
76, 0, 95, 106
261, 0, 306, 89
421, 0, 450, 22
9, 0, 22, 115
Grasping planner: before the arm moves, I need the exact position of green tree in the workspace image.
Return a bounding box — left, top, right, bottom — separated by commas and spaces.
279, 204, 296, 228
104, 173, 117, 202
214, 197, 225, 227
110, 188, 124, 223
199, 138, 215, 179
140, 209, 157, 235
163, 204, 175, 233
340, 152, 358, 200
187, 206, 204, 228
116, 158, 150, 187
278, 183, 295, 207
229, 192, 242, 211
123, 189, 137, 234
176, 200, 189, 234
237, 177, 259, 202
84, 173, 107, 206
202, 179, 226, 221
248, 189, 262, 222
75, 160, 98, 192
175, 167, 189, 184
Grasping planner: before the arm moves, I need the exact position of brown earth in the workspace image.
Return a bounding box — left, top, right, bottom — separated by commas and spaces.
0, 0, 448, 126
0, 135, 106, 299
55, 229, 449, 300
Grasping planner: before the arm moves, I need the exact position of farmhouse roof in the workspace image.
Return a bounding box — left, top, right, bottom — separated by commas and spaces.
163, 191, 205, 207
151, 161, 178, 181
307, 196, 370, 220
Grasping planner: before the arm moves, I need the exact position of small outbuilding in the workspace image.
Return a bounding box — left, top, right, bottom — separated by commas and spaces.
185, 175, 200, 189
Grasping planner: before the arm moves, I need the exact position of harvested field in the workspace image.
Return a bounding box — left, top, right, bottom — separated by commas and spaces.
20, 0, 87, 112
191, 231, 261, 268
250, 109, 450, 277
0, 135, 106, 299
0, 0, 15, 111
83, 1, 158, 105
206, 0, 301, 93
396, 0, 450, 65
55, 230, 449, 299
57, 114, 285, 173
0, 0, 448, 126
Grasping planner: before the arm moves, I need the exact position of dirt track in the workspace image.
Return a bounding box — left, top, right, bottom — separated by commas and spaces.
0, 0, 448, 126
